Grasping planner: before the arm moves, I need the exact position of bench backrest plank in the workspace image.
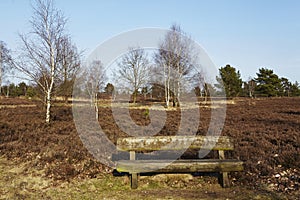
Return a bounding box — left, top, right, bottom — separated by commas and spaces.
117, 136, 234, 151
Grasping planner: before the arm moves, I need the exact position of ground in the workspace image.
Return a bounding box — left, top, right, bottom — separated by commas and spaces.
0, 97, 299, 199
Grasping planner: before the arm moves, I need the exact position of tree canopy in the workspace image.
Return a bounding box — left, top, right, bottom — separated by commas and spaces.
116, 47, 150, 103
216, 64, 243, 97
155, 24, 196, 107
255, 68, 282, 97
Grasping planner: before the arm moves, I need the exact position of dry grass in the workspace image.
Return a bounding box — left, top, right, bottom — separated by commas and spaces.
0, 157, 283, 200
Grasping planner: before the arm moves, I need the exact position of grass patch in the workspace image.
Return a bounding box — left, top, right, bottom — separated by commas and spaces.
0, 156, 289, 199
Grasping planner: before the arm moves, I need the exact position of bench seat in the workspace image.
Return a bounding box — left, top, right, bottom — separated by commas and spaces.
117, 159, 244, 173
115, 136, 244, 188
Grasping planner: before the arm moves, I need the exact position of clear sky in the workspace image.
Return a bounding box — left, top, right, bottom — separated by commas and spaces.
1, 0, 300, 82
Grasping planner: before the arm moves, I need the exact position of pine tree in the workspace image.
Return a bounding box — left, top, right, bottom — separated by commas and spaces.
254, 68, 281, 97
215, 65, 243, 97
290, 81, 300, 96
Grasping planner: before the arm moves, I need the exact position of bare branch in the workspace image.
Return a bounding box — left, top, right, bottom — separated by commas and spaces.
11, 0, 72, 123
116, 47, 150, 103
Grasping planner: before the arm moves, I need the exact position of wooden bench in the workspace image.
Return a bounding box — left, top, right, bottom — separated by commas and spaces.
115, 135, 243, 189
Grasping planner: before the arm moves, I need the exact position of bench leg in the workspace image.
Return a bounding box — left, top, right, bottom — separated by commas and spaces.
218, 150, 230, 188
220, 172, 230, 188
130, 173, 138, 189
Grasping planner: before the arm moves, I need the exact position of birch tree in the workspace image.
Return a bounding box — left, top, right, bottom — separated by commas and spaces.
116, 47, 150, 104
84, 60, 107, 120
0, 42, 12, 95
11, 0, 68, 123
155, 24, 195, 107
154, 48, 172, 107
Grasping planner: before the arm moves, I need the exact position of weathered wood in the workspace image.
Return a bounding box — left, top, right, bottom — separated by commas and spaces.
112, 151, 181, 161
129, 151, 138, 189
117, 136, 234, 151
219, 150, 229, 187
116, 135, 243, 189
218, 150, 225, 160
130, 151, 136, 160
117, 159, 244, 173
131, 173, 138, 189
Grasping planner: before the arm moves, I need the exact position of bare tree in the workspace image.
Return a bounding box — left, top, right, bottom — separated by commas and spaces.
0, 41, 12, 95
247, 78, 256, 98
154, 48, 172, 107
57, 35, 81, 103
83, 60, 107, 120
155, 24, 195, 107
11, 0, 68, 123
116, 47, 150, 104
191, 71, 207, 101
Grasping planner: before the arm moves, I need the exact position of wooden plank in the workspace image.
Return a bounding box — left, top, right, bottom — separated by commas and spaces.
116, 159, 244, 173
129, 151, 138, 188
130, 173, 138, 189
218, 150, 225, 160
130, 151, 136, 160
117, 136, 234, 151
218, 150, 229, 187
112, 151, 183, 161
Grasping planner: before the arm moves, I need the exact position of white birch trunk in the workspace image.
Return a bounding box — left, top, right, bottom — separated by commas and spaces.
166, 65, 171, 107
164, 64, 168, 107
46, 89, 51, 123
177, 77, 180, 107
46, 40, 55, 123
95, 92, 98, 120
46, 69, 55, 123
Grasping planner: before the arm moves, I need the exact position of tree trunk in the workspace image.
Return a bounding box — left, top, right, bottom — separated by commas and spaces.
133, 89, 137, 104
46, 44, 55, 123
6, 87, 9, 97
177, 81, 180, 107
204, 83, 209, 104
95, 93, 98, 120
63, 69, 69, 104
133, 94, 137, 104
164, 64, 168, 107
172, 81, 177, 107
46, 69, 55, 123
176, 67, 181, 107
46, 89, 51, 123
166, 65, 171, 107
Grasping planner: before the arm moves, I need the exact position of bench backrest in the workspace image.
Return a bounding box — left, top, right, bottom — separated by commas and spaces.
117, 136, 234, 152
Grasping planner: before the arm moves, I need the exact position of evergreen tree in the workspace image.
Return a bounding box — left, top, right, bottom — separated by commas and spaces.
17, 82, 27, 96
215, 65, 243, 97
290, 81, 300, 96
280, 77, 292, 97
104, 83, 114, 95
254, 68, 281, 97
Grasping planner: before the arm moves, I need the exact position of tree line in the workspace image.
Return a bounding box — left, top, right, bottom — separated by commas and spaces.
0, 0, 299, 123
216, 65, 300, 98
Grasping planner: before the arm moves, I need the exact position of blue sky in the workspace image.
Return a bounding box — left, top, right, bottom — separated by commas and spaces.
1, 0, 300, 82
